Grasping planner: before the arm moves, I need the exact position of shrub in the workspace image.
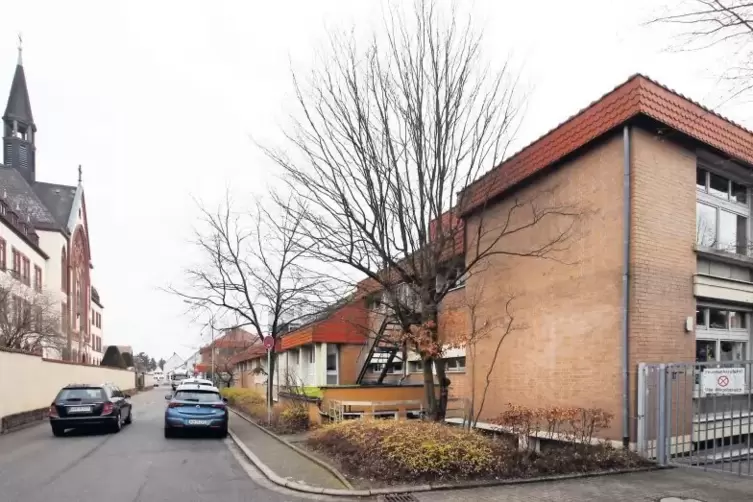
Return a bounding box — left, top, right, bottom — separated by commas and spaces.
489, 404, 614, 449
308, 419, 512, 482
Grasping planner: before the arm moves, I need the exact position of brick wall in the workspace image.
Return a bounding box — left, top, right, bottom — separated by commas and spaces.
628, 128, 696, 437
464, 132, 626, 436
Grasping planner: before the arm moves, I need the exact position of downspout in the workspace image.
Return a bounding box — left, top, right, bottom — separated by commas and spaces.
621, 125, 631, 449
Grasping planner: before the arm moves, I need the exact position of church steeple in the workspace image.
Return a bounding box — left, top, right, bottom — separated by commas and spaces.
3, 35, 36, 183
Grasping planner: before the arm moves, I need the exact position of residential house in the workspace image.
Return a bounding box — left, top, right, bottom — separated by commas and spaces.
197, 328, 256, 383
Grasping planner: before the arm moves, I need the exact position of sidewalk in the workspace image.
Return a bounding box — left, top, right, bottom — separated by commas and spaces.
414, 468, 753, 502
228, 411, 347, 490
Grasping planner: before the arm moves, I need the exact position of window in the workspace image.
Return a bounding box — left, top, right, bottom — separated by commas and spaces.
409, 360, 424, 373
11, 248, 20, 277
308, 347, 315, 364
696, 305, 749, 365
326, 344, 338, 385
0, 239, 5, 271
445, 357, 466, 372
61, 248, 67, 292
696, 167, 750, 255
21, 256, 29, 285
33, 265, 42, 292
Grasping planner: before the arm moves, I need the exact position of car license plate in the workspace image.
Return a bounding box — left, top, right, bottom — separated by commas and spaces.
68, 406, 91, 413
187, 419, 210, 426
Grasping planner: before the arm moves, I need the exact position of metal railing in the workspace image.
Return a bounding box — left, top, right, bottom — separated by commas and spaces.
637, 360, 753, 476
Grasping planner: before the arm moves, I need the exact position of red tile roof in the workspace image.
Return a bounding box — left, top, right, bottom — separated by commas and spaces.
461, 74, 753, 215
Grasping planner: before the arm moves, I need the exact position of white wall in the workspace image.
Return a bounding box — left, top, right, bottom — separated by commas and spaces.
36, 229, 66, 302
0, 349, 137, 421
0, 221, 47, 280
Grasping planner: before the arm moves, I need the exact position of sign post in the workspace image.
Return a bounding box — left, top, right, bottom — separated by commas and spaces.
263, 336, 274, 424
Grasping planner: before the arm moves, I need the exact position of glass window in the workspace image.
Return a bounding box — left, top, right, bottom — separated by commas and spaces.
696, 340, 716, 362
696, 308, 706, 329
709, 308, 729, 329
720, 341, 747, 361
173, 390, 222, 402
57, 388, 105, 401
697, 168, 707, 191
730, 311, 748, 329
696, 203, 717, 247
719, 211, 747, 253
732, 181, 748, 204
709, 172, 729, 199
326, 345, 337, 372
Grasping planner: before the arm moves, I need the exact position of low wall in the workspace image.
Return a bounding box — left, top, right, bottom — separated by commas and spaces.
0, 347, 136, 431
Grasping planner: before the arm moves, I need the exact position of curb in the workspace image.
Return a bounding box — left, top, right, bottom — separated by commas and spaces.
228, 407, 353, 489
227, 415, 665, 497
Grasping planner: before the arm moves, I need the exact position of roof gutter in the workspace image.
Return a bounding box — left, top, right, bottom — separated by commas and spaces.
620, 125, 631, 449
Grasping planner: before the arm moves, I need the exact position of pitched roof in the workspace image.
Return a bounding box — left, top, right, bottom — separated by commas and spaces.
3, 63, 34, 126
461, 74, 753, 215
0, 167, 59, 229
32, 182, 76, 229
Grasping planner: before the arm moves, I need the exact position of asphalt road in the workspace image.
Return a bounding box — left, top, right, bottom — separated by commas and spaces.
0, 387, 311, 502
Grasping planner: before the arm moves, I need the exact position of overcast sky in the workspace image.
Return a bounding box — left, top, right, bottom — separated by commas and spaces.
0, 0, 742, 361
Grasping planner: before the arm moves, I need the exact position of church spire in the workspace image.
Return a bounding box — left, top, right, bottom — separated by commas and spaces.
3, 36, 36, 183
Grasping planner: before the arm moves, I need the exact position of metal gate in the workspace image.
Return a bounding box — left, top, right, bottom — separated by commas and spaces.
637, 360, 753, 476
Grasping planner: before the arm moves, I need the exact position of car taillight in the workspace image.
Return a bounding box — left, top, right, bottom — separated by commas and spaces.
168, 402, 183, 408
101, 402, 114, 415
48, 404, 58, 418
211, 404, 226, 409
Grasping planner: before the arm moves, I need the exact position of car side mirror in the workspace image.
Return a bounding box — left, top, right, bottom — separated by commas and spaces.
123, 394, 131, 399
222, 397, 228, 403
164, 394, 172, 400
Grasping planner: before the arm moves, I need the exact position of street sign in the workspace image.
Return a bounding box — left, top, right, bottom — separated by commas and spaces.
263, 336, 274, 350
702, 367, 746, 395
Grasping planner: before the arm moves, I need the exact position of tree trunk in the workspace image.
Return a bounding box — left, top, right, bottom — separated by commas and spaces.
434, 357, 450, 421
422, 356, 437, 419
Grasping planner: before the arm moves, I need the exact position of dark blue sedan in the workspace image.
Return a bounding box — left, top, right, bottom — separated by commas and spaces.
164, 384, 228, 438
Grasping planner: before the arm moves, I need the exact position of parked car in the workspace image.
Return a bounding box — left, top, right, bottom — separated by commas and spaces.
164, 384, 228, 438
49, 383, 133, 437
176, 377, 213, 389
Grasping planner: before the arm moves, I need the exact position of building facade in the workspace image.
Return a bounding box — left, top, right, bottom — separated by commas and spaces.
0, 46, 104, 362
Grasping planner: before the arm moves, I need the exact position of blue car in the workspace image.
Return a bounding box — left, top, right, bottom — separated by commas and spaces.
164, 384, 228, 438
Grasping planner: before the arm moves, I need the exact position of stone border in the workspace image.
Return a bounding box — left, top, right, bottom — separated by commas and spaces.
228, 407, 353, 489
228, 413, 666, 497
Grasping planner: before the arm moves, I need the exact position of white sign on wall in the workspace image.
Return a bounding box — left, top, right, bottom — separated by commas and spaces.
701, 367, 746, 395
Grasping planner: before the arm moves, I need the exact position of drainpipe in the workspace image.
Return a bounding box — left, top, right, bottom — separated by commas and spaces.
621, 125, 631, 449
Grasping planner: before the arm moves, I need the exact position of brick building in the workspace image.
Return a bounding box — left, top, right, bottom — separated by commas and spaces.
460, 73, 753, 443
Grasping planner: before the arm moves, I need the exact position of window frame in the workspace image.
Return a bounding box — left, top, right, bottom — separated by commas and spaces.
696, 303, 750, 363
696, 166, 752, 256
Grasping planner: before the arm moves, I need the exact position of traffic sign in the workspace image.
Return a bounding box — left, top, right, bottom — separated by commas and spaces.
702, 367, 745, 395
263, 336, 274, 350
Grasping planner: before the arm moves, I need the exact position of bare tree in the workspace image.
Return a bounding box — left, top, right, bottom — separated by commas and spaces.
651, 0, 753, 99
0, 277, 63, 355
265, 0, 582, 419
169, 192, 343, 407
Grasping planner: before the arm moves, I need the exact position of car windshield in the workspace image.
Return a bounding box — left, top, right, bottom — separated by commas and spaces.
173, 390, 221, 403
57, 388, 105, 401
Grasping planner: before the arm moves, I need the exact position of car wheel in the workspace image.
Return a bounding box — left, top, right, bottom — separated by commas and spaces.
51, 425, 65, 437
111, 412, 122, 433
164, 427, 173, 438
218, 425, 228, 439
124, 409, 132, 425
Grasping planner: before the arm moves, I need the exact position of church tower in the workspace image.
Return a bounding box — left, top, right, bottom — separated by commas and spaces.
3, 40, 36, 183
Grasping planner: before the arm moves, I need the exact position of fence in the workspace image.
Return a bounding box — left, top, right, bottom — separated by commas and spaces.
637, 360, 753, 476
